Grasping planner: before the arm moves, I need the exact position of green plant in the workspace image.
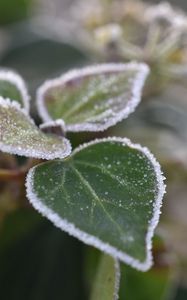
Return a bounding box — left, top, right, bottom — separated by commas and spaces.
0, 60, 165, 298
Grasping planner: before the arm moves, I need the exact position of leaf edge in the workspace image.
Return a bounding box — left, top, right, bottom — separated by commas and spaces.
0, 97, 72, 160
0, 69, 30, 112
25, 136, 166, 271
36, 62, 150, 132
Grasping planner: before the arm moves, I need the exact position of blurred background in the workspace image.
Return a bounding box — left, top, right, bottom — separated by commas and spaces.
0, 0, 187, 299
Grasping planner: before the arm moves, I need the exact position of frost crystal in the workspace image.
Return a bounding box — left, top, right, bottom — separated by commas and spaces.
37, 62, 150, 132
26, 137, 165, 271
114, 259, 120, 300
0, 69, 30, 111
40, 119, 66, 136
0, 97, 71, 160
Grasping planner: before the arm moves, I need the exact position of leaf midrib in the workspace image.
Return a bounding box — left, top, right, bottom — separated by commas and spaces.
70, 164, 125, 237
61, 75, 120, 119
74, 160, 131, 190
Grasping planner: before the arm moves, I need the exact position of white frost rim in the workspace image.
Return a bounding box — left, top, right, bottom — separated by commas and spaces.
39, 119, 66, 133
0, 70, 30, 112
36, 62, 150, 132
0, 97, 72, 160
26, 137, 166, 271
114, 259, 120, 300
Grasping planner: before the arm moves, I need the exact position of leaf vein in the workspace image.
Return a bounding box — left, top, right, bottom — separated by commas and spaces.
71, 164, 124, 236
74, 160, 130, 189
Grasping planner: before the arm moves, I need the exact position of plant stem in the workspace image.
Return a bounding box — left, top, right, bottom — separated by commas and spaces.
0, 158, 42, 182
0, 168, 25, 181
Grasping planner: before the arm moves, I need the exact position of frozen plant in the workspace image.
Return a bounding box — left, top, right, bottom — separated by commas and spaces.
0, 62, 165, 299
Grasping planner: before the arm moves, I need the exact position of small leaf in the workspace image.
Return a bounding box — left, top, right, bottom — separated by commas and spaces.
0, 97, 71, 160
0, 70, 30, 111
90, 254, 120, 300
37, 63, 149, 132
26, 137, 165, 271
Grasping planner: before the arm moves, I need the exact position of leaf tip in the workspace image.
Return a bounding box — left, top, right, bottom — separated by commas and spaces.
0, 69, 30, 111
36, 62, 150, 132
26, 136, 165, 272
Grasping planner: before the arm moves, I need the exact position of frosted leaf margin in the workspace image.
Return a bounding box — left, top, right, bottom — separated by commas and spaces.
37, 62, 150, 132
26, 137, 166, 271
39, 119, 66, 133
114, 259, 120, 300
0, 70, 30, 112
0, 97, 72, 160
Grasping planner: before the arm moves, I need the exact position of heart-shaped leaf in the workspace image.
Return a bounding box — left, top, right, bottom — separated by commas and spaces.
0, 70, 30, 111
37, 63, 149, 132
0, 97, 71, 159
26, 138, 165, 271
90, 254, 120, 300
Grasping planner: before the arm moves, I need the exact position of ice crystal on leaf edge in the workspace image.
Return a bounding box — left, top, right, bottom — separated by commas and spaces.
26, 137, 166, 272
0, 97, 72, 160
0, 70, 30, 111
37, 62, 150, 132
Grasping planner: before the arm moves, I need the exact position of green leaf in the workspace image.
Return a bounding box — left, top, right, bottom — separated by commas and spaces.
26, 137, 165, 271
0, 69, 30, 111
0, 97, 71, 159
90, 254, 120, 300
37, 63, 149, 132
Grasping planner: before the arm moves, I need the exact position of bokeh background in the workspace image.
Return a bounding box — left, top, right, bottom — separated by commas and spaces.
0, 1, 187, 299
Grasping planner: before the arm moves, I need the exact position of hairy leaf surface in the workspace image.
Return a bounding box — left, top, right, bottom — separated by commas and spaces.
0, 98, 71, 159
0, 70, 30, 111
37, 63, 149, 132
26, 138, 165, 271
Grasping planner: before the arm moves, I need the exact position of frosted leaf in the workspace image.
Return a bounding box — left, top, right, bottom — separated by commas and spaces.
0, 97, 71, 160
40, 119, 66, 137
0, 69, 30, 111
37, 63, 149, 132
26, 137, 165, 271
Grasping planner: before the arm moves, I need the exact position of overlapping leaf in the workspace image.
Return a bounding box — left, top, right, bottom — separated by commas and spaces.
26, 137, 165, 271
37, 63, 149, 132
0, 70, 30, 111
0, 97, 71, 160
